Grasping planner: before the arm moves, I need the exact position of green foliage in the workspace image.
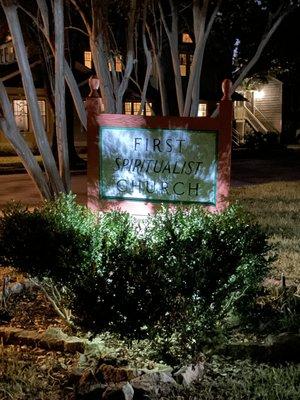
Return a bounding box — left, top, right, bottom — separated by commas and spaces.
142, 206, 272, 361
0, 195, 101, 286
0, 195, 272, 362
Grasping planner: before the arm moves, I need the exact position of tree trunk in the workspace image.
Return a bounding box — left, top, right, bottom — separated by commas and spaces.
116, 0, 137, 114
183, 0, 208, 117
190, 1, 221, 117
2, 1, 64, 194
54, 0, 70, 191
90, 35, 115, 113
159, 0, 183, 115
0, 82, 51, 199
139, 2, 153, 115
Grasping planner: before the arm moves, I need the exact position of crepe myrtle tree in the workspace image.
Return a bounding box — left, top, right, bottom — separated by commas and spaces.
69, 0, 150, 114
0, 0, 70, 197
0, 0, 150, 199
150, 0, 300, 117
0, 0, 88, 197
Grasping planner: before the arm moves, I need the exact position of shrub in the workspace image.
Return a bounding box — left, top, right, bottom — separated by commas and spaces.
0, 196, 272, 360
140, 206, 272, 360
244, 131, 280, 151
0, 195, 101, 286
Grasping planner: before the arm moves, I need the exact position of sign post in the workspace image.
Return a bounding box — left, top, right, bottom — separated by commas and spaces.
86, 79, 232, 216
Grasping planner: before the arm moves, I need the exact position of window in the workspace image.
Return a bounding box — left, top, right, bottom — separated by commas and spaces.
124, 102, 153, 116
179, 52, 194, 76
0, 42, 16, 65
109, 55, 123, 72
198, 103, 207, 117
84, 51, 92, 69
115, 56, 122, 72
13, 100, 28, 131
182, 33, 193, 43
38, 100, 46, 127
13, 99, 46, 131
132, 102, 140, 115
179, 53, 187, 76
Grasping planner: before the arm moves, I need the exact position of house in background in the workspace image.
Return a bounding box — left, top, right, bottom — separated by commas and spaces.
0, 34, 54, 154
234, 77, 283, 143
0, 86, 54, 153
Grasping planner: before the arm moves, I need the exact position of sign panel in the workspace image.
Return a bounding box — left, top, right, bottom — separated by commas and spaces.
99, 126, 218, 205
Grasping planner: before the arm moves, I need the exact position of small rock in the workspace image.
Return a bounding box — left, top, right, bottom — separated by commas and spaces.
173, 362, 205, 386
64, 339, 85, 354
122, 382, 134, 400
130, 372, 177, 397
102, 382, 134, 400
97, 364, 138, 384
9, 282, 24, 294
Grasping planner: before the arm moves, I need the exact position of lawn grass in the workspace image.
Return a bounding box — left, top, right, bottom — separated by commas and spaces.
231, 181, 300, 284
158, 357, 300, 400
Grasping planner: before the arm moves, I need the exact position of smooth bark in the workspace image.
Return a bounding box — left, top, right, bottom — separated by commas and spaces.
0, 82, 51, 199
159, 0, 184, 115
1, 1, 64, 194
54, 0, 70, 190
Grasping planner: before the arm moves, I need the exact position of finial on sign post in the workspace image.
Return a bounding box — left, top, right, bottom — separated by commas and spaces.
88, 75, 100, 98
221, 79, 232, 101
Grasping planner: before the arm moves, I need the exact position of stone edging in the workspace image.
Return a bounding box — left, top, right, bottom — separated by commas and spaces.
0, 326, 85, 353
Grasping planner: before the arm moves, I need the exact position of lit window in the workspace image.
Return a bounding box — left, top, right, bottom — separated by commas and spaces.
38, 100, 46, 127
182, 33, 193, 43
124, 102, 153, 116
109, 55, 123, 72
179, 53, 187, 76
84, 51, 92, 69
13, 100, 29, 131
115, 56, 122, 72
124, 102, 132, 115
13, 99, 46, 131
198, 103, 207, 117
145, 103, 152, 116
133, 102, 140, 115
0, 42, 16, 65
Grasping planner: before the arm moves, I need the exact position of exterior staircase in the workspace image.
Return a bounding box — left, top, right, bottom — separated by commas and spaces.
234, 104, 279, 145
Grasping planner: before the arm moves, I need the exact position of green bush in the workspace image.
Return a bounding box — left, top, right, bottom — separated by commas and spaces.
0, 195, 101, 286
244, 131, 280, 151
0, 195, 272, 360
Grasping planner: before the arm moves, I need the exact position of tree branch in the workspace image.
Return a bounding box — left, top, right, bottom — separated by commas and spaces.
0, 81, 51, 199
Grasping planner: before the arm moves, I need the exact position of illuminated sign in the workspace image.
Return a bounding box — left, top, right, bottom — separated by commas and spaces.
99, 126, 218, 205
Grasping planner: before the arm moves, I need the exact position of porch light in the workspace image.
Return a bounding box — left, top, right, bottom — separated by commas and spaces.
254, 89, 264, 100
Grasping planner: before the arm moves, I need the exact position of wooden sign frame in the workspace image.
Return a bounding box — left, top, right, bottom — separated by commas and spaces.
86, 78, 233, 216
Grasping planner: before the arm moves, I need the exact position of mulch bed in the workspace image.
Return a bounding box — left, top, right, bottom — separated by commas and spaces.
0, 267, 65, 332
0, 267, 78, 399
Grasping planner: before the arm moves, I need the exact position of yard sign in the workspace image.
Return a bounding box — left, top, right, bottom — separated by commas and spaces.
86, 78, 232, 216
